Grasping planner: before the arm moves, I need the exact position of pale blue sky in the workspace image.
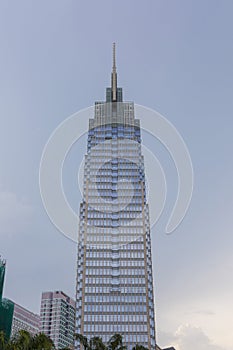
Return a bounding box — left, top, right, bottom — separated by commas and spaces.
0, 1, 233, 349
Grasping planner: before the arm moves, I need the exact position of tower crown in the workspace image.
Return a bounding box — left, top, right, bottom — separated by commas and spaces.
106, 43, 123, 103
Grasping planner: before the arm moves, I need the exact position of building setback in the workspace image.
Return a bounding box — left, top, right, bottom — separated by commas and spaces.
11, 303, 40, 338
40, 291, 75, 349
76, 44, 156, 349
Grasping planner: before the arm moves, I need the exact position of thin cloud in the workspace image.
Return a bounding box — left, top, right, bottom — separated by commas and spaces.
185, 309, 216, 316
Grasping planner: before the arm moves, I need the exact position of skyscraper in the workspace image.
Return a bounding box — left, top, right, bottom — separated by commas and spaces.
40, 291, 75, 350
76, 44, 156, 350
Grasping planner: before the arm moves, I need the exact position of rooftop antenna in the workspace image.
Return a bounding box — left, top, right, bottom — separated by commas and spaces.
111, 42, 117, 101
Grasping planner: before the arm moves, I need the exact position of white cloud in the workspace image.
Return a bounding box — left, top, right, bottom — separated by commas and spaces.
173, 324, 225, 350
0, 189, 33, 235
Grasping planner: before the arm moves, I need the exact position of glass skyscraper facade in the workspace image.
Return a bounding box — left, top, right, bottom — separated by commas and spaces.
76, 44, 156, 350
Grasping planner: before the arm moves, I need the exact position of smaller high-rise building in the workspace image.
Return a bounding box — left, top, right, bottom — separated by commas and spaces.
11, 303, 40, 338
40, 291, 75, 350
0, 258, 39, 340
0, 258, 14, 340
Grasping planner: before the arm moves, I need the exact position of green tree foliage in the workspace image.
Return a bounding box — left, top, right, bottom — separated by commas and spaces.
132, 345, 149, 350
0, 330, 150, 350
76, 333, 148, 350
0, 330, 71, 350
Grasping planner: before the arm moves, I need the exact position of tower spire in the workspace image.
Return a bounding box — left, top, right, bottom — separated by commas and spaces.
111, 42, 117, 101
